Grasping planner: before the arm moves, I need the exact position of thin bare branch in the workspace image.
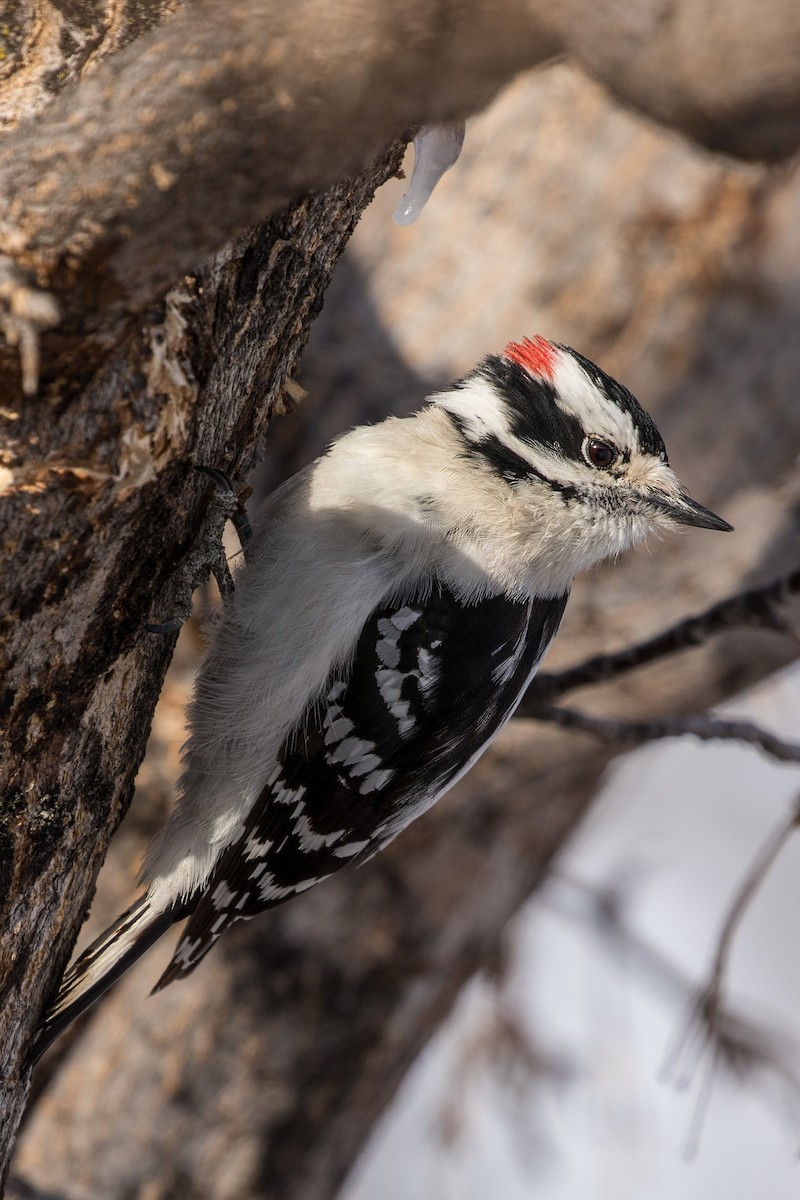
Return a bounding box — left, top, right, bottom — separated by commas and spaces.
546, 869, 800, 1155
711, 801, 800, 996
523, 565, 800, 708
526, 703, 800, 766
662, 797, 800, 1153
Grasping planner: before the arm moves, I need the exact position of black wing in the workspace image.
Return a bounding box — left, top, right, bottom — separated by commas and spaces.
156, 583, 568, 987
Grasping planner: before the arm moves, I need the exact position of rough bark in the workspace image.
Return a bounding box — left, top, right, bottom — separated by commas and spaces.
9, 63, 800, 1200
0, 135, 407, 1182
3, 0, 800, 1195
3, 0, 800, 397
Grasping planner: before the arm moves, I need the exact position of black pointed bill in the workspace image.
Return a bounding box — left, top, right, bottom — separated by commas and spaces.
650, 492, 733, 532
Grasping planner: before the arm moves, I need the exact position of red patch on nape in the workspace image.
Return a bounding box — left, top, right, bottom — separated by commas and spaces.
503, 335, 557, 380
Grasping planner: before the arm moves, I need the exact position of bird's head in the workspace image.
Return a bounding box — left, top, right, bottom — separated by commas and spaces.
432, 335, 731, 581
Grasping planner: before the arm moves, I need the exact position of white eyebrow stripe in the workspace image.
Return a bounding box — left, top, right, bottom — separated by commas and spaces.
551, 352, 638, 447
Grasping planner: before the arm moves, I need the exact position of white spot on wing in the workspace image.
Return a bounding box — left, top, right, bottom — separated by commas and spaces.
273, 782, 307, 806
294, 813, 346, 852
375, 633, 440, 737
244, 833, 273, 860
391, 606, 421, 631
328, 735, 378, 767
358, 767, 395, 794
324, 711, 354, 745
348, 753, 383, 778
172, 936, 204, 968
376, 620, 401, 669
332, 839, 370, 858
294, 877, 329, 893
258, 872, 299, 902
376, 667, 415, 736
416, 646, 439, 695
211, 880, 236, 909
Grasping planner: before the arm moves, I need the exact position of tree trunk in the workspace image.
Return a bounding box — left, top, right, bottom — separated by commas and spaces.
0, 138, 408, 1186
3, 3, 800, 1197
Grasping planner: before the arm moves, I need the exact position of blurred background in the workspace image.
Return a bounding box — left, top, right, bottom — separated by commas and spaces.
344, 666, 800, 1200
13, 63, 800, 1199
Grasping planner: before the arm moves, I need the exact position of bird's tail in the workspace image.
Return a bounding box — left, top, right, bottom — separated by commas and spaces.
31, 894, 188, 1063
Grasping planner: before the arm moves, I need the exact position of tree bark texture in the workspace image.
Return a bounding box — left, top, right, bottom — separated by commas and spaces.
8, 59, 800, 1200
3, 0, 800, 397
0, 135, 408, 1191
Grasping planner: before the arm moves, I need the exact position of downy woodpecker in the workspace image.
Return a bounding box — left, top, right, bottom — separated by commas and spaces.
34, 336, 731, 1058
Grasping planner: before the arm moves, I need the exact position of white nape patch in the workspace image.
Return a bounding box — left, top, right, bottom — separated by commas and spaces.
551, 349, 638, 449
244, 833, 273, 860
332, 839, 370, 858
293, 813, 346, 852
432, 375, 516, 447
392, 121, 465, 226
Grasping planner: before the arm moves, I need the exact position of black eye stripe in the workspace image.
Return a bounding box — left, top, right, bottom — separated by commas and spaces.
471, 355, 666, 467
465, 432, 534, 482
445, 419, 580, 501
446, 350, 667, 484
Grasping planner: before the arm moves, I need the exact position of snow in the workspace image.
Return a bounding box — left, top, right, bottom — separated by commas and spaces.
344, 662, 800, 1200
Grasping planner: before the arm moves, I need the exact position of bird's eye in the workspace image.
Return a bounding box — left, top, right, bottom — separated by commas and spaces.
583, 437, 617, 469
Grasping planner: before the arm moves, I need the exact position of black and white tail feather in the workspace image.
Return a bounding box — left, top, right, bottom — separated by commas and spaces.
38, 897, 189, 1054
32, 336, 731, 1062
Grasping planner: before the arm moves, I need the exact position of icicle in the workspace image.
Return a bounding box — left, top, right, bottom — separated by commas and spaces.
392, 120, 466, 226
